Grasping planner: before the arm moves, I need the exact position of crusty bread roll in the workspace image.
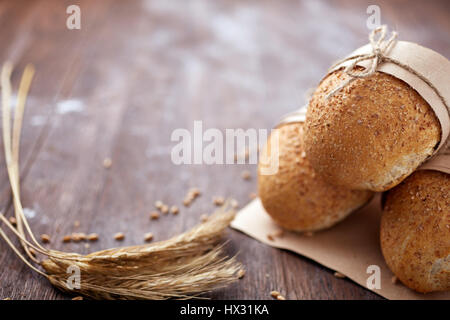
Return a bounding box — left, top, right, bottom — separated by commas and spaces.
380, 170, 449, 293
258, 122, 373, 232
304, 67, 441, 192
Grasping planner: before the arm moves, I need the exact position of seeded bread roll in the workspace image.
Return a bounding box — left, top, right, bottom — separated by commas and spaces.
304, 68, 441, 192
258, 122, 373, 232
380, 170, 450, 293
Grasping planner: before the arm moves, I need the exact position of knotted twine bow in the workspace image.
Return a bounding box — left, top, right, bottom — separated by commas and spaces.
279, 26, 399, 126
326, 25, 398, 99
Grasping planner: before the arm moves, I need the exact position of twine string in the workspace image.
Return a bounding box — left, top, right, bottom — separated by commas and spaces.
326, 25, 398, 99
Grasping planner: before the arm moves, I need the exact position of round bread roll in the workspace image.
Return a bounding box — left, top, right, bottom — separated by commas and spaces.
304, 67, 441, 192
380, 170, 449, 293
258, 122, 373, 232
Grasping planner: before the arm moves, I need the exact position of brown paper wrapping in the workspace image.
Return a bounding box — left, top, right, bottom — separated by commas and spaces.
231, 196, 450, 300
420, 154, 450, 174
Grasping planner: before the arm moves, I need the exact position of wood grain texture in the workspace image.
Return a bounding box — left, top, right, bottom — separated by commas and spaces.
0, 0, 448, 300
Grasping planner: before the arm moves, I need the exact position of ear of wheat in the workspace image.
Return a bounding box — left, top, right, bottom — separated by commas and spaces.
0, 62, 241, 300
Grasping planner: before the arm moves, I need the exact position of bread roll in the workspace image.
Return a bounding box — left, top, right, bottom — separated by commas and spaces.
304, 67, 441, 192
380, 170, 449, 293
258, 122, 373, 232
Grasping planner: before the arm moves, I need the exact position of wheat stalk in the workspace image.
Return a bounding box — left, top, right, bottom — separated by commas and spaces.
0, 62, 241, 299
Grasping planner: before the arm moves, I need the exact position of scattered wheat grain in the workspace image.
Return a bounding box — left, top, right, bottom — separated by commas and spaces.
8, 216, 17, 226
87, 233, 99, 241
190, 187, 201, 197
150, 211, 160, 220
103, 158, 112, 169
71, 233, 82, 242
144, 232, 154, 242
114, 232, 125, 241
41, 234, 50, 243
170, 206, 179, 215
270, 291, 280, 298
183, 188, 201, 207
213, 196, 225, 206
241, 171, 251, 180
77, 233, 87, 241
334, 271, 346, 279
155, 200, 163, 209
161, 205, 169, 214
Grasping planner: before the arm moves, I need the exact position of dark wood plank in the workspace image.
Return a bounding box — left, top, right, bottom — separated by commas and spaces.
0, 0, 448, 300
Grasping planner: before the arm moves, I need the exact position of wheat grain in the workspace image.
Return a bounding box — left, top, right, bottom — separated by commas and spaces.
8, 216, 17, 226
241, 171, 251, 180
103, 158, 112, 169
114, 233, 125, 241
87, 233, 99, 241
150, 211, 160, 220
170, 206, 179, 215
161, 205, 169, 214
144, 233, 154, 242
270, 291, 280, 298
155, 201, 163, 209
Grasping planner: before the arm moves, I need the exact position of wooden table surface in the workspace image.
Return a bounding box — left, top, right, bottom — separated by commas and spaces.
0, 0, 448, 300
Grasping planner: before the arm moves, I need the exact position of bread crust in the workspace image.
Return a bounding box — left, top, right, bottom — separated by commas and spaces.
304, 68, 441, 192
380, 170, 450, 293
258, 122, 373, 232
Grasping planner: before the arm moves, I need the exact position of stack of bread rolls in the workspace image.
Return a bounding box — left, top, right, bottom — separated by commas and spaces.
258, 29, 449, 293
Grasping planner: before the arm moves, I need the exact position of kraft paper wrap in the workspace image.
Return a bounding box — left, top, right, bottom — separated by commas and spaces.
231, 196, 450, 300
231, 39, 449, 299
